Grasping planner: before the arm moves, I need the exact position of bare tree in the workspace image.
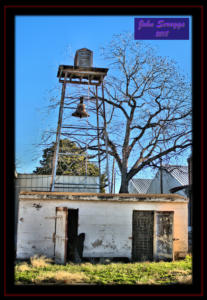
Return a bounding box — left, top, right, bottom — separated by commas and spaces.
88, 33, 192, 193
41, 32, 192, 193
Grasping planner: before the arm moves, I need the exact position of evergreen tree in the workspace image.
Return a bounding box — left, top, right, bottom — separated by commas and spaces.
33, 139, 107, 192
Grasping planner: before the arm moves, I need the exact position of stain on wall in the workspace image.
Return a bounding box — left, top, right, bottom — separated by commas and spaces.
156, 212, 173, 261
32, 203, 42, 210
92, 239, 103, 248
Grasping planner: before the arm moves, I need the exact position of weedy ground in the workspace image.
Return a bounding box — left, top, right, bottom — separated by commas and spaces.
15, 254, 192, 285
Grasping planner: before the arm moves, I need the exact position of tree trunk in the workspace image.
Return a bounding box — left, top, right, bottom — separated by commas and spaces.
119, 174, 129, 193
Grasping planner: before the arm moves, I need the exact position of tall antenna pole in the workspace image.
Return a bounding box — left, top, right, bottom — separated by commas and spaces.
50, 80, 67, 192
111, 157, 115, 193
95, 85, 102, 193
160, 156, 163, 194
101, 80, 110, 193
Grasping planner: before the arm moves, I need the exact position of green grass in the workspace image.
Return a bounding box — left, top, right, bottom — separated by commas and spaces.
15, 254, 192, 285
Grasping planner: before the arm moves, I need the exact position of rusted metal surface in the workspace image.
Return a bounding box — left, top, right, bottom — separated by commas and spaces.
132, 211, 154, 261
132, 211, 174, 262
74, 48, 93, 68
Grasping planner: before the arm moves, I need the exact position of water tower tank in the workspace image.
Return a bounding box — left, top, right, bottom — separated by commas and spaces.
74, 48, 93, 68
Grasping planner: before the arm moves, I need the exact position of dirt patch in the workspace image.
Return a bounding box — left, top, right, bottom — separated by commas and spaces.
35, 271, 89, 285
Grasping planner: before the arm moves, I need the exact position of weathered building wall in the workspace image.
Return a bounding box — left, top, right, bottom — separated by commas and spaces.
16, 192, 188, 261
15, 175, 99, 251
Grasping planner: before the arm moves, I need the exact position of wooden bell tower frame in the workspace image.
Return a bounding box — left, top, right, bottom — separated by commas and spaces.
49, 64, 109, 192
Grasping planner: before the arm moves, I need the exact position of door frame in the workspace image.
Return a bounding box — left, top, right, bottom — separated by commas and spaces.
132, 210, 174, 262
132, 210, 154, 261
153, 211, 174, 261
54, 207, 68, 264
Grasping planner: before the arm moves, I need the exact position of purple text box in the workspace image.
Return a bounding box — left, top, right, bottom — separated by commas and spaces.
134, 18, 189, 40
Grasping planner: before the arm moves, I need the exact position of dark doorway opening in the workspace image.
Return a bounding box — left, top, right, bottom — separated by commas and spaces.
67, 209, 79, 261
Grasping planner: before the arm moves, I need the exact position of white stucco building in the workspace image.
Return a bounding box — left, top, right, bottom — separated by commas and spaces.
16, 191, 188, 264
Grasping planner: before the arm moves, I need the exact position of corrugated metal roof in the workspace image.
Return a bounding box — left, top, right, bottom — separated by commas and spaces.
130, 178, 153, 194
129, 165, 189, 194
163, 165, 189, 186
15, 174, 99, 193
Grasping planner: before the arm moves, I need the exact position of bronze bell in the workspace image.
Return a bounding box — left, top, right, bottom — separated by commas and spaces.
72, 97, 90, 118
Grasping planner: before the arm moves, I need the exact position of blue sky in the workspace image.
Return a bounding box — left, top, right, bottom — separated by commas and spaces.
15, 15, 192, 189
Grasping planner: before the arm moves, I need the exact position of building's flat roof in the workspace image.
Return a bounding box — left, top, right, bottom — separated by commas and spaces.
19, 191, 188, 202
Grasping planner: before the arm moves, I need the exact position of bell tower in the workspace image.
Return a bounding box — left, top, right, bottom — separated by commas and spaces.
49, 49, 109, 192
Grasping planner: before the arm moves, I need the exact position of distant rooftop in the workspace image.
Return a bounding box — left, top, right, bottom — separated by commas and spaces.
129, 165, 189, 194
130, 178, 153, 194
162, 165, 189, 186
